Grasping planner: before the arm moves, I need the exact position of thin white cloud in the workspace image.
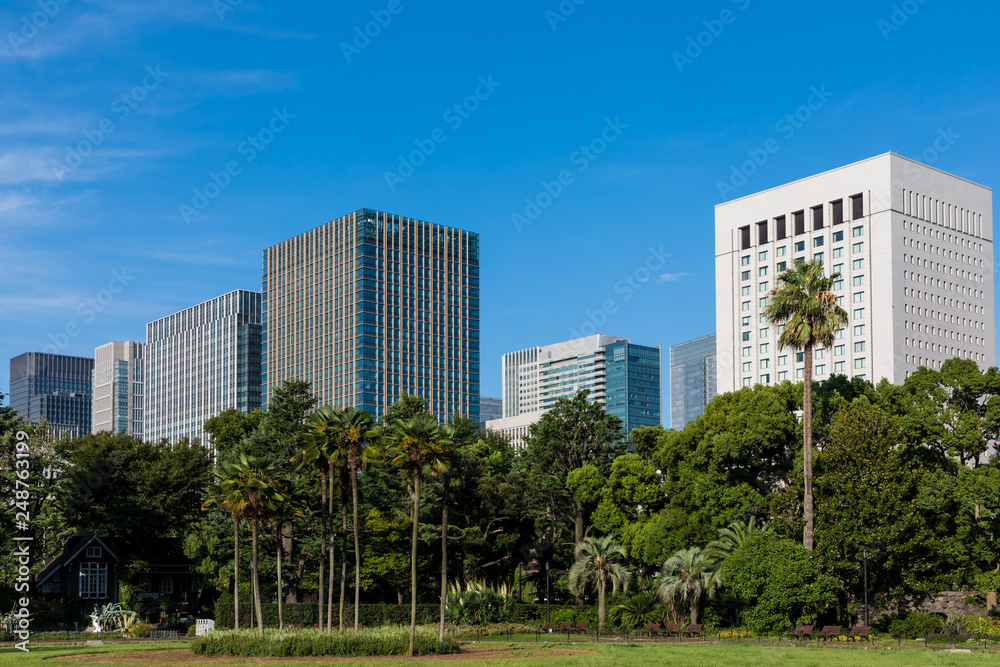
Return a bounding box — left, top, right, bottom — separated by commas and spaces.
659, 272, 690, 282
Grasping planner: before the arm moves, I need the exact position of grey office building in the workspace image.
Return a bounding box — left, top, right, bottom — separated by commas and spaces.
92, 341, 145, 437
9, 352, 94, 438
669, 334, 717, 429
144, 290, 262, 446
479, 396, 502, 429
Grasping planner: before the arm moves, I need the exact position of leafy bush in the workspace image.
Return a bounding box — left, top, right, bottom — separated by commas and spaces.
446, 586, 516, 625
611, 590, 664, 628
720, 533, 840, 633
186, 624, 198, 637
190, 627, 459, 657
875, 612, 944, 639
131, 622, 152, 638
451, 622, 535, 637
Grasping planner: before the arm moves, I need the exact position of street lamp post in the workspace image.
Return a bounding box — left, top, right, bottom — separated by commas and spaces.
863, 547, 869, 626
545, 560, 550, 624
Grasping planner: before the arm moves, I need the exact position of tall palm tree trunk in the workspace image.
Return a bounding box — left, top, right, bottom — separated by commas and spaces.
408, 475, 421, 657
327, 470, 335, 631
598, 582, 606, 627
277, 538, 283, 629
803, 345, 815, 551
340, 492, 348, 630
252, 516, 265, 638
351, 464, 362, 633
318, 468, 326, 631
232, 517, 240, 631
439, 475, 450, 642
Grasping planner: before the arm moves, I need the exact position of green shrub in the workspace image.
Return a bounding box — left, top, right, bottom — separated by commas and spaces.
875, 612, 944, 639
720, 533, 840, 633
186, 624, 198, 637
190, 627, 460, 657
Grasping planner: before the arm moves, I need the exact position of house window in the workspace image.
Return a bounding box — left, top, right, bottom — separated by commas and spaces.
742, 270, 750, 281
742, 316, 751, 326
86, 547, 102, 558
742, 285, 751, 296
834, 361, 845, 372
742, 301, 751, 311
760, 328, 770, 338
855, 341, 867, 352
793, 210, 805, 235
759, 281, 769, 292
760, 343, 770, 354
759, 266, 769, 276
794, 241, 805, 252
832, 199, 844, 225
777, 261, 787, 271
775, 216, 787, 240
760, 373, 771, 384
813, 205, 824, 230
743, 378, 752, 387
853, 242, 864, 254
833, 262, 844, 274
741, 255, 751, 266
853, 259, 865, 270
814, 237, 825, 248
854, 324, 866, 335
853, 225, 864, 237
835, 344, 845, 356
778, 371, 788, 381
833, 247, 843, 258
79, 563, 107, 599
740, 226, 751, 250
778, 355, 788, 366
854, 308, 866, 319
743, 362, 753, 372
854, 291, 865, 303
833, 279, 844, 291
816, 364, 826, 375
761, 358, 771, 369
758, 250, 769, 261
853, 275, 865, 286
161, 576, 174, 595
742, 331, 751, 341
814, 252, 824, 262
743, 346, 752, 356
855, 357, 867, 369
776, 246, 787, 256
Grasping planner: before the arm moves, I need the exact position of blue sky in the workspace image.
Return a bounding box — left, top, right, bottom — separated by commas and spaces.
1, 0, 998, 427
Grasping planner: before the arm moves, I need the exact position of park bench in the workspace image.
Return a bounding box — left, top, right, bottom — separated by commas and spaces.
820, 625, 843, 642
848, 626, 872, 643
645, 623, 661, 639
663, 623, 683, 639
789, 624, 814, 640
681, 623, 704, 639
574, 622, 589, 636
558, 621, 574, 638
542, 622, 556, 633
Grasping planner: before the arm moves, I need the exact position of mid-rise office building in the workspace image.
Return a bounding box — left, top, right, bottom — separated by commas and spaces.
669, 333, 717, 429
262, 208, 480, 423
716, 153, 993, 393
478, 396, 502, 429
490, 334, 660, 446
9, 352, 93, 438
92, 341, 144, 437
144, 290, 262, 446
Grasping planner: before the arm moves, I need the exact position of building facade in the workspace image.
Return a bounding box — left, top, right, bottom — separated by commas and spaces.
262, 208, 480, 423
478, 396, 502, 429
9, 352, 93, 438
669, 333, 717, 429
491, 334, 660, 445
144, 290, 262, 446
716, 153, 994, 394
92, 341, 144, 436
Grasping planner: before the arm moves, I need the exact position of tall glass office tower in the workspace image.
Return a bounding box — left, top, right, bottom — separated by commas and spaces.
669, 334, 717, 429
9, 352, 94, 438
144, 290, 262, 445
263, 209, 480, 422
603, 339, 661, 431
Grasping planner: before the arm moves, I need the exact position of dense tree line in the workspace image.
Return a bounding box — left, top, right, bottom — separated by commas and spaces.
4, 354, 1000, 634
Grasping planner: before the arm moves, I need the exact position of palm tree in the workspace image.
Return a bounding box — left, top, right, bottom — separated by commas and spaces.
297, 405, 338, 631
201, 461, 247, 631
763, 257, 848, 550
220, 454, 286, 638
707, 517, 773, 559
567, 535, 633, 627
435, 418, 474, 641
333, 407, 373, 633
658, 546, 720, 626
267, 481, 305, 630
379, 411, 448, 656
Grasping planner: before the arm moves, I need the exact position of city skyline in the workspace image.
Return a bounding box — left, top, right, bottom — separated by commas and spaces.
2, 2, 1000, 427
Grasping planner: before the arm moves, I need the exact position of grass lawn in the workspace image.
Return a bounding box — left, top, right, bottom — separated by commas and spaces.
3, 640, 1000, 666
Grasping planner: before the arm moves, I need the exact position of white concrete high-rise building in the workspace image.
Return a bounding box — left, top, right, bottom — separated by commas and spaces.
716, 153, 993, 394
92, 341, 144, 436
144, 290, 262, 446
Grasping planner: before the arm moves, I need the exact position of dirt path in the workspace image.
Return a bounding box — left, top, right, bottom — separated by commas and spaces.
52, 643, 596, 664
